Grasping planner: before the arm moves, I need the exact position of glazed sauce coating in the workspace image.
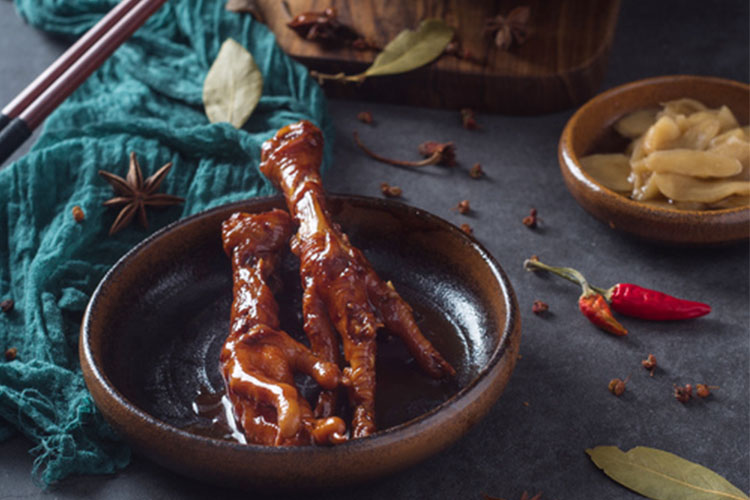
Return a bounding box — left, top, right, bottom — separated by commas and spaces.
220, 209, 346, 445
260, 121, 455, 437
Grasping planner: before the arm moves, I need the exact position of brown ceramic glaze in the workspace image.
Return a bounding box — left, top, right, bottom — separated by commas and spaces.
79, 195, 521, 491
559, 75, 750, 245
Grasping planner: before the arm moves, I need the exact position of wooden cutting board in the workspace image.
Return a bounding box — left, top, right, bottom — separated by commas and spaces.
255, 0, 620, 114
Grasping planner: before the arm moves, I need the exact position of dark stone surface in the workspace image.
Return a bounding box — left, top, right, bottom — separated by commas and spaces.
1, 1, 748, 498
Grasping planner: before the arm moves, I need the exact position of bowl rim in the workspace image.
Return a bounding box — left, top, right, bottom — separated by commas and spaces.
80, 193, 520, 458
559, 74, 750, 218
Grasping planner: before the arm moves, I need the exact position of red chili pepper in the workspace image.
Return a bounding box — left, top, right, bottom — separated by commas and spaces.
579, 292, 628, 336
523, 257, 711, 334
603, 283, 711, 320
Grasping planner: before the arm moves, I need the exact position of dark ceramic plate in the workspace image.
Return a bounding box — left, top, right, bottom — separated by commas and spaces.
80, 195, 521, 491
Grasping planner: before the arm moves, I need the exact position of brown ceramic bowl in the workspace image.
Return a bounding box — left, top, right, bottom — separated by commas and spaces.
80, 195, 521, 491
559, 75, 750, 245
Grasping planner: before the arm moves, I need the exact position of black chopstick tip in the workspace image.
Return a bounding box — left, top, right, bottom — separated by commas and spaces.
0, 117, 32, 166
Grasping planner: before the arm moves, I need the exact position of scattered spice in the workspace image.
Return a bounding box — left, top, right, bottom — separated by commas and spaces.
287, 7, 360, 46
99, 152, 184, 236
531, 300, 549, 315
460, 223, 473, 235
1, 299, 14, 313
461, 108, 480, 130
354, 132, 456, 168
485, 6, 531, 50
356, 111, 374, 124
695, 384, 718, 398
674, 384, 693, 403
608, 376, 630, 396
469, 163, 484, 179
380, 182, 402, 198
72, 205, 85, 222
522, 401, 530, 407
455, 199, 471, 214
522, 208, 538, 228
524, 257, 711, 321
4, 347, 17, 361
641, 354, 657, 376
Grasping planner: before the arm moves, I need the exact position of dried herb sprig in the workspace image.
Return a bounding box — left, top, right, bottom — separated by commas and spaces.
353, 132, 456, 167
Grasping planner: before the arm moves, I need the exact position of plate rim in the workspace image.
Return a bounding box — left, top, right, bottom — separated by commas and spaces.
80, 193, 521, 457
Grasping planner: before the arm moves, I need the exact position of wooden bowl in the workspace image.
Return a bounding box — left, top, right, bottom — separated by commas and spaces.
79, 195, 521, 491
559, 75, 750, 245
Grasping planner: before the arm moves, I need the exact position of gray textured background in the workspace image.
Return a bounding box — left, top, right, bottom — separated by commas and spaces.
1, 1, 748, 499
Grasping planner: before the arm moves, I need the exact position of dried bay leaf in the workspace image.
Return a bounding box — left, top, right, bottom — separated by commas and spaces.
311, 19, 454, 84
586, 446, 749, 500
363, 19, 454, 77
203, 38, 263, 129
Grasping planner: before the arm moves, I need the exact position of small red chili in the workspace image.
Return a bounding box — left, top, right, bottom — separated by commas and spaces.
523, 257, 710, 322
579, 292, 627, 336
524, 256, 626, 336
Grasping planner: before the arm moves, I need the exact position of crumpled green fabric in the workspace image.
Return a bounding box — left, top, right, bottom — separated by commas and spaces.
1, 0, 333, 486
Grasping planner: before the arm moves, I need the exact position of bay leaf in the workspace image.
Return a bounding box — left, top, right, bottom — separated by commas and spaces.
586, 446, 749, 500
361, 19, 453, 77
202, 38, 263, 129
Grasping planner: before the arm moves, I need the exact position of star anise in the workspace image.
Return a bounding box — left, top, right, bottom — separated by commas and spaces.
99, 152, 184, 235
485, 6, 531, 50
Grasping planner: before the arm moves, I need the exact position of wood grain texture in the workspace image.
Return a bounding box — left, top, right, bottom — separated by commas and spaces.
256, 0, 620, 114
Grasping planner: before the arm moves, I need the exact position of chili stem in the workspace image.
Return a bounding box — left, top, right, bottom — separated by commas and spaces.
523, 258, 595, 294
353, 131, 441, 167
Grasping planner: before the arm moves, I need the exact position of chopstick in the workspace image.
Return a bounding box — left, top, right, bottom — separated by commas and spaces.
0, 0, 168, 166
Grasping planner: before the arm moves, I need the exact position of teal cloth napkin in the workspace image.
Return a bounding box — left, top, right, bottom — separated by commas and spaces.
1, 0, 333, 486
